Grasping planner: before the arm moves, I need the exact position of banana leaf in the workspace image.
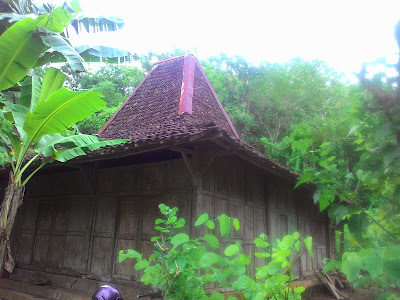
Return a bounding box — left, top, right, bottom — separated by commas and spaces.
70, 13, 124, 34
23, 88, 105, 143
37, 6, 72, 33
75, 45, 130, 58
35, 132, 128, 161
0, 16, 48, 91
12, 103, 29, 139
19, 75, 41, 111
38, 68, 66, 104
41, 34, 86, 72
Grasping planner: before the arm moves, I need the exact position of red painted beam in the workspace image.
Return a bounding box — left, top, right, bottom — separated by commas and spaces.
179, 54, 196, 115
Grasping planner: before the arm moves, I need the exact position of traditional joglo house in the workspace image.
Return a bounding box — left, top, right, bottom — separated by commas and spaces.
0, 55, 334, 298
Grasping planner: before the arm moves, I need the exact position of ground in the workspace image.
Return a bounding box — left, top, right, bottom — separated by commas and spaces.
302, 284, 376, 299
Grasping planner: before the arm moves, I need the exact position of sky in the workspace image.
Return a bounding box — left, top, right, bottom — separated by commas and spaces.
65, 0, 400, 77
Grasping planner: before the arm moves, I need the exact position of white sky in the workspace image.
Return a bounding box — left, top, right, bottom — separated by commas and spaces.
67, 0, 400, 76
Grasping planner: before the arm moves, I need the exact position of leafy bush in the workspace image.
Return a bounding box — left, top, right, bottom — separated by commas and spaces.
231, 233, 313, 300
119, 204, 313, 300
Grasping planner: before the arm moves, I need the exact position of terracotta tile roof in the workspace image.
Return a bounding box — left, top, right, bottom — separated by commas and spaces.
94, 54, 298, 181
99, 54, 238, 141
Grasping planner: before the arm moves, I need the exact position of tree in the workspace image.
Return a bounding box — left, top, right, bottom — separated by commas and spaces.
0, 2, 127, 274
72, 64, 145, 134
202, 55, 351, 152
288, 22, 400, 298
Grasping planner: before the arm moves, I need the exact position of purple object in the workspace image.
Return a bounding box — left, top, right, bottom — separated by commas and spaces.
92, 285, 123, 300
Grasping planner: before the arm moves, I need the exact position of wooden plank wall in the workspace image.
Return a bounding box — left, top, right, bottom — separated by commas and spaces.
13, 159, 193, 284
197, 156, 266, 276
13, 154, 333, 285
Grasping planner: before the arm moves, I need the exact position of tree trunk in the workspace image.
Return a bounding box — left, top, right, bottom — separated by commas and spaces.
0, 173, 25, 276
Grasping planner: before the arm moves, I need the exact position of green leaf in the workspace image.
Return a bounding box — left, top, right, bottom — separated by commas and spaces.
254, 238, 268, 248
194, 213, 209, 226
124, 249, 141, 260
382, 246, 400, 280
294, 171, 314, 188
342, 252, 362, 281
348, 212, 369, 241
24, 88, 105, 143
134, 260, 149, 270
383, 151, 399, 168
295, 240, 301, 252
38, 7, 72, 33
348, 123, 363, 136
232, 218, 240, 230
155, 219, 164, 225
266, 261, 281, 275
356, 170, 364, 181
170, 233, 189, 247
199, 252, 221, 268
210, 293, 224, 300
218, 214, 230, 238
70, 0, 82, 13
254, 293, 265, 300
255, 252, 270, 258
19, 75, 41, 113
239, 253, 251, 265
294, 286, 305, 294
323, 260, 337, 274
40, 34, 87, 72
204, 234, 219, 250
319, 189, 334, 212
281, 235, 294, 248
224, 244, 240, 257
38, 68, 67, 104
334, 205, 348, 225
166, 216, 177, 224
277, 248, 292, 257
118, 250, 126, 263
0, 16, 48, 91
365, 250, 382, 278
313, 189, 321, 204
304, 236, 313, 257
206, 220, 215, 229
158, 204, 168, 214
150, 236, 159, 242
35, 133, 127, 162
174, 218, 185, 229
232, 275, 255, 290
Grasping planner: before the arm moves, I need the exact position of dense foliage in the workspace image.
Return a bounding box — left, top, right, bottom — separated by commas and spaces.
119, 204, 313, 300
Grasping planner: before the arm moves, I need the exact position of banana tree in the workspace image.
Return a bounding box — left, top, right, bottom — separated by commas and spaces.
0, 0, 130, 91
0, 1, 129, 274
0, 67, 128, 274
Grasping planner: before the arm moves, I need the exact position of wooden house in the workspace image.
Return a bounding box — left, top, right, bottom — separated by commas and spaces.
1, 55, 335, 298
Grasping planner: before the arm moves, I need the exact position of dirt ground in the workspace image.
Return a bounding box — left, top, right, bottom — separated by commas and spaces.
302, 284, 376, 299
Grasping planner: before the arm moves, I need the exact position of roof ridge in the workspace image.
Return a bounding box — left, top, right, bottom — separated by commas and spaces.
192, 58, 240, 139
154, 54, 186, 65
178, 55, 196, 115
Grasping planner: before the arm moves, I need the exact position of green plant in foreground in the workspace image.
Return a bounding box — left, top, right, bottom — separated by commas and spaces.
119, 204, 244, 299
119, 204, 313, 300
231, 233, 313, 300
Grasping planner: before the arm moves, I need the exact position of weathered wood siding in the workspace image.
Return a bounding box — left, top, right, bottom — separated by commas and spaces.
197, 156, 267, 276
12, 154, 333, 285
13, 159, 193, 284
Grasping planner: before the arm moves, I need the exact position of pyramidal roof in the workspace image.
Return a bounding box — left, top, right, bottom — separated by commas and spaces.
99, 54, 239, 142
